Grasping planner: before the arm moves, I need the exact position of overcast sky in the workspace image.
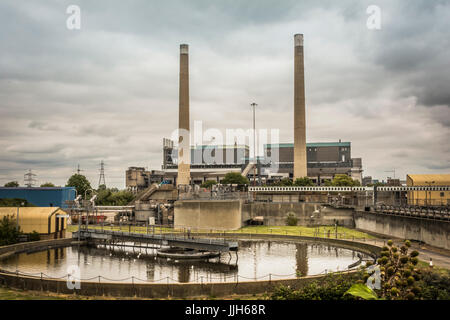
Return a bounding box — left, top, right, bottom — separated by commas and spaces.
0, 0, 449, 188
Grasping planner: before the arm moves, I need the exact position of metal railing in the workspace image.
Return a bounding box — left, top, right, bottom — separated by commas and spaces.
249, 186, 450, 192
0, 268, 351, 284
374, 204, 450, 220
178, 191, 251, 201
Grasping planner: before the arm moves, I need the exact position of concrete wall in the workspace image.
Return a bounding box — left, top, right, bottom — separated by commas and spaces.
354, 211, 450, 250
174, 200, 242, 230
242, 203, 354, 227
0, 238, 82, 260
0, 268, 354, 299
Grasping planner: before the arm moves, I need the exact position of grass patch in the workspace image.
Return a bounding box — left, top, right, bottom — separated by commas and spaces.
235, 225, 375, 240
0, 286, 71, 300
68, 224, 375, 240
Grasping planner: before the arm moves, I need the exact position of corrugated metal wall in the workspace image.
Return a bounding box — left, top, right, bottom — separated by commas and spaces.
0, 187, 76, 208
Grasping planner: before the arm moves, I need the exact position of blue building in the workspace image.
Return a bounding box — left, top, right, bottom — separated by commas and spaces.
0, 187, 76, 208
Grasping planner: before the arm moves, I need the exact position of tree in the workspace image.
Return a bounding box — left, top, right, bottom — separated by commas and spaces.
4, 181, 19, 187
275, 178, 293, 186
0, 198, 35, 207
0, 215, 21, 246
294, 177, 314, 186
221, 172, 249, 185
40, 182, 55, 187
96, 188, 135, 206
66, 174, 92, 198
328, 174, 360, 187
201, 180, 217, 189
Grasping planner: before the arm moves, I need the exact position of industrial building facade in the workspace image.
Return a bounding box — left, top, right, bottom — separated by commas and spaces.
0, 207, 68, 239
126, 140, 363, 191
407, 174, 450, 206
0, 187, 76, 208
262, 141, 363, 184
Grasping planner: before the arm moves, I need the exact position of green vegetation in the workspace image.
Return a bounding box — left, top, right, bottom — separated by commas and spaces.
344, 283, 378, 300
237, 225, 375, 239
221, 172, 249, 185
28, 231, 40, 242
293, 177, 314, 186
0, 286, 134, 300
271, 272, 360, 300
201, 180, 217, 189
96, 187, 135, 206
274, 178, 293, 186
0, 287, 68, 300
40, 182, 56, 187
324, 174, 361, 186
66, 174, 92, 198
417, 267, 450, 300
0, 198, 35, 207
285, 212, 298, 226
0, 215, 21, 246
4, 181, 19, 187
344, 240, 450, 301
375, 240, 421, 300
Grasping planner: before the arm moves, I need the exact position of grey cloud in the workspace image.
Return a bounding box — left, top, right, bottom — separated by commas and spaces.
0, 0, 449, 187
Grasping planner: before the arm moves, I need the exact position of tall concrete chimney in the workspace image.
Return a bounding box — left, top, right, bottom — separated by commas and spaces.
177, 44, 191, 186
293, 34, 307, 180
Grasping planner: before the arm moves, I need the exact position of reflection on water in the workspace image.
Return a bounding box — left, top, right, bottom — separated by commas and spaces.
0, 240, 366, 283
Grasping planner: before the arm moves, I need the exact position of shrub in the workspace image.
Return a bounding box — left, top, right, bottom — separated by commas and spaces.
0, 215, 21, 246
201, 180, 217, 189
375, 240, 421, 300
417, 269, 450, 300
285, 212, 298, 226
293, 177, 314, 186
221, 172, 249, 185
271, 273, 359, 300
28, 231, 40, 242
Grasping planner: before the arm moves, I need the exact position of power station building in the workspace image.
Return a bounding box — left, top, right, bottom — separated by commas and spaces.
262, 141, 363, 184
125, 34, 364, 190
126, 140, 363, 190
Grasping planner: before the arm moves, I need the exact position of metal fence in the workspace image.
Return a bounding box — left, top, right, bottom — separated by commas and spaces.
178, 191, 251, 201
374, 204, 450, 221
0, 268, 340, 284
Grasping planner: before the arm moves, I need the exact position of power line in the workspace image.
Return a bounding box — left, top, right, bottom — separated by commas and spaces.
98, 160, 106, 187
24, 169, 37, 187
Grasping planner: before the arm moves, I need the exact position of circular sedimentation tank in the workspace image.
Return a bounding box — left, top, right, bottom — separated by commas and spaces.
0, 236, 376, 284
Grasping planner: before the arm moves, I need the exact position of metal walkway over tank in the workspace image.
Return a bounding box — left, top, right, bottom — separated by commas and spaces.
72, 228, 238, 252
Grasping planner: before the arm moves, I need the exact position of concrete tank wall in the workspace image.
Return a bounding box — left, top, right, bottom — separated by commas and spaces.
242, 203, 354, 227
174, 200, 242, 230
354, 211, 450, 250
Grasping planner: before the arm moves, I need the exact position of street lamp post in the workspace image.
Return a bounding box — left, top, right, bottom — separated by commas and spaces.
250, 103, 258, 186
16, 202, 24, 232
